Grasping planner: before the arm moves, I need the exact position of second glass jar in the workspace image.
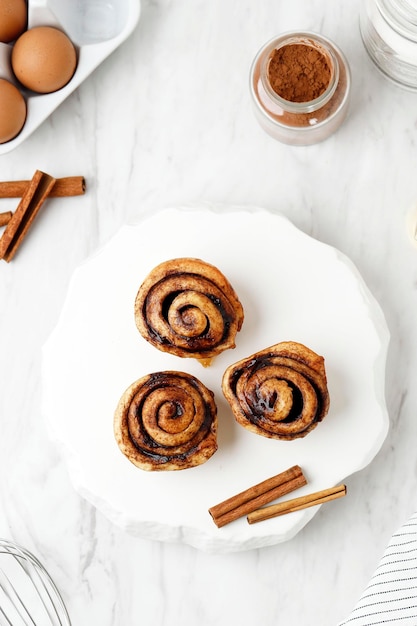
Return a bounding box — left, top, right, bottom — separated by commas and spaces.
360, 0, 417, 90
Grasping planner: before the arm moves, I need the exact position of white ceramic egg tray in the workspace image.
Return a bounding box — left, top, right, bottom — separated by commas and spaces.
0, 0, 141, 154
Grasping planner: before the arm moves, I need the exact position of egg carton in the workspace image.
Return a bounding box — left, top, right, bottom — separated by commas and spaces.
0, 0, 141, 155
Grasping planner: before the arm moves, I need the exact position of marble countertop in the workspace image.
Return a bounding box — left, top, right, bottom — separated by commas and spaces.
1, 0, 417, 624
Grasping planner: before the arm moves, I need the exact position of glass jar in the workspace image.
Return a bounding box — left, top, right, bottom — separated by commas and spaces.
360, 0, 417, 90
249, 32, 351, 146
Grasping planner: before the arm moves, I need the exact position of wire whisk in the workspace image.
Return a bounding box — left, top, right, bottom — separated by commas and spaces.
0, 539, 71, 626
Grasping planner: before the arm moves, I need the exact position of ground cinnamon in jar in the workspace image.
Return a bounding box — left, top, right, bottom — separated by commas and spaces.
267, 43, 331, 102
249, 32, 351, 145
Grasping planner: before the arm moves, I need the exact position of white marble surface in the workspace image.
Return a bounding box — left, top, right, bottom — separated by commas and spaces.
1, 0, 417, 624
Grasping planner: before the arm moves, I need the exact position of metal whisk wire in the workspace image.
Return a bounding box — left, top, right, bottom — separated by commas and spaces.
0, 539, 71, 626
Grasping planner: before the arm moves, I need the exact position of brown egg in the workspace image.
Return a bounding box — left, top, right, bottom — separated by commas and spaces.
0, 78, 26, 143
0, 0, 27, 43
11, 26, 77, 94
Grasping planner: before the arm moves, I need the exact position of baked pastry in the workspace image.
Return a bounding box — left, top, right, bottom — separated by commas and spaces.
114, 371, 218, 471
134, 257, 244, 366
222, 341, 330, 440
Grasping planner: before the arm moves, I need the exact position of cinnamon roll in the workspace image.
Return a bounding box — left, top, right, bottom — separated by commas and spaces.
134, 258, 244, 366
114, 371, 218, 471
222, 341, 330, 440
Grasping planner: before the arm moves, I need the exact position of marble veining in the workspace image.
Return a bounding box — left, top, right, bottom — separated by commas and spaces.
1, 0, 417, 624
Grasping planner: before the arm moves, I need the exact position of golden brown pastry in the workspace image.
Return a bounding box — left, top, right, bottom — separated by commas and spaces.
134, 258, 244, 366
222, 341, 330, 440
114, 371, 218, 471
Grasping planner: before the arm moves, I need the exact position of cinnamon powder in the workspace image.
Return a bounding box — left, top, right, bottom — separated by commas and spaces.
268, 43, 331, 102
250, 33, 351, 142
257, 39, 348, 129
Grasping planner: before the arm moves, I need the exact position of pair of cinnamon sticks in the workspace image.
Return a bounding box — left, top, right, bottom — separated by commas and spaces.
0, 171, 85, 262
208, 465, 346, 528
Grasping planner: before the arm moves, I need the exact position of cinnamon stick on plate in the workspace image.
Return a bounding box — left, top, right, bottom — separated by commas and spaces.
208, 465, 307, 528
0, 170, 56, 262
0, 175, 85, 198
247, 484, 347, 525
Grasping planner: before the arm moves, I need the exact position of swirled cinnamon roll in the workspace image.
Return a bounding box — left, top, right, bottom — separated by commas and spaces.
134, 258, 244, 366
222, 341, 330, 440
114, 371, 218, 471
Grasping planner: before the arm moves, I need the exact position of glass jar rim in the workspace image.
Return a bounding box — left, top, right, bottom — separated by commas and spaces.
259, 33, 340, 113
376, 0, 417, 41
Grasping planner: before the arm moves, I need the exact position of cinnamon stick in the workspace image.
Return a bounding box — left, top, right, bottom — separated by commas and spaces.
0, 211, 12, 227
0, 170, 56, 262
247, 484, 347, 525
209, 465, 307, 528
0, 176, 85, 198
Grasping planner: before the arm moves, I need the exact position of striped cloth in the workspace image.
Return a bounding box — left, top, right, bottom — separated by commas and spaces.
339, 510, 417, 625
